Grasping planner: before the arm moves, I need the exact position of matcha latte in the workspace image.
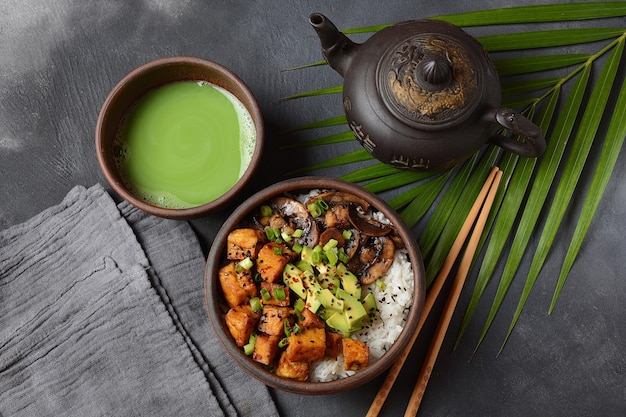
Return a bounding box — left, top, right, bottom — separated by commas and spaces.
113, 80, 256, 209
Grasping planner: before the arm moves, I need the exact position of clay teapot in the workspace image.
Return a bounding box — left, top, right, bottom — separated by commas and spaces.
309, 13, 546, 171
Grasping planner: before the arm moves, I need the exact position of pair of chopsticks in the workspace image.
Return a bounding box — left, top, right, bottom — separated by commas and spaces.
366, 166, 503, 417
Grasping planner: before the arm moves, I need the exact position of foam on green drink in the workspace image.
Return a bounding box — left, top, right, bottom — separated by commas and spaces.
114, 81, 256, 209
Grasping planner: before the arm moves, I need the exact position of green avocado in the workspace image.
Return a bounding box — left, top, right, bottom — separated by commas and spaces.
325, 311, 353, 337
302, 271, 323, 313
318, 288, 344, 312
336, 263, 361, 298
336, 288, 368, 328
361, 292, 377, 325
282, 263, 306, 299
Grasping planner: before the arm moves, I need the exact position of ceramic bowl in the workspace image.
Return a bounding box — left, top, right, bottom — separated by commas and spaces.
95, 56, 264, 219
204, 176, 425, 394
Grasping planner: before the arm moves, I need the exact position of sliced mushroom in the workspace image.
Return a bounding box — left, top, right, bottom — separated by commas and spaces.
343, 228, 361, 260
305, 191, 371, 213
268, 196, 320, 247
347, 205, 392, 237
319, 227, 345, 249
323, 204, 351, 228
349, 236, 396, 285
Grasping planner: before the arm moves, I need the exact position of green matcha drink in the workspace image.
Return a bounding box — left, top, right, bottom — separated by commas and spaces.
113, 80, 256, 209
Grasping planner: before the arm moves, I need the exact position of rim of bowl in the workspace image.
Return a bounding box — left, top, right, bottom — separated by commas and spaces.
95, 56, 264, 219
204, 176, 425, 395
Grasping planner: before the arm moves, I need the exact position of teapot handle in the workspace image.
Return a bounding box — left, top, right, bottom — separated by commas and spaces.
487, 108, 546, 157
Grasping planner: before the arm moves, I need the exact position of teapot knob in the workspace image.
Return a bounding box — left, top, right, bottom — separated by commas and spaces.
415, 55, 453, 92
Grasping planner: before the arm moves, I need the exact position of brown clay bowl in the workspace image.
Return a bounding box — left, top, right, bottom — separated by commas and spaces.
95, 56, 264, 219
204, 176, 425, 395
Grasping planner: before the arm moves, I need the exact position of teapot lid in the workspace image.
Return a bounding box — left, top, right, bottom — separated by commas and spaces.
377, 28, 484, 130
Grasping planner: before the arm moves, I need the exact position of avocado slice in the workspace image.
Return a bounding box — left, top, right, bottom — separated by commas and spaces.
318, 288, 344, 312
317, 271, 340, 294
325, 311, 353, 337
302, 271, 323, 313
361, 292, 377, 325
336, 263, 361, 298
282, 263, 306, 299
336, 288, 368, 328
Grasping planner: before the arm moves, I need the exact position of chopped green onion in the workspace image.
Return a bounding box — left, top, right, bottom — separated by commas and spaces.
265, 228, 276, 241
278, 337, 289, 348
238, 257, 254, 270
326, 249, 338, 266
338, 248, 349, 264
243, 334, 257, 355
249, 297, 262, 312
260, 205, 273, 217
292, 229, 304, 238
260, 288, 271, 301
323, 238, 338, 252
294, 298, 305, 313
281, 231, 292, 243
283, 318, 291, 336
307, 198, 329, 218
376, 279, 387, 291
273, 286, 286, 301
342, 229, 353, 240
308, 203, 322, 217
273, 246, 283, 256
292, 242, 303, 254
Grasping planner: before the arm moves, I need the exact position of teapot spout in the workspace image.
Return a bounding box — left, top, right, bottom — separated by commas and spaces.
309, 13, 358, 77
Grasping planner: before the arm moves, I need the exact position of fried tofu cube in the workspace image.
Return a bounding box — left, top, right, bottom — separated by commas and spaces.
299, 307, 326, 329
342, 338, 369, 371
275, 352, 309, 381
218, 262, 257, 308
227, 228, 266, 261
259, 282, 291, 307
252, 334, 281, 366
255, 242, 296, 283
284, 327, 326, 363
225, 305, 259, 347
324, 331, 343, 358
258, 306, 293, 336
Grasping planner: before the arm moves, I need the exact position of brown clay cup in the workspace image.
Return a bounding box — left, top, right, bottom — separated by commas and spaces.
95, 56, 264, 219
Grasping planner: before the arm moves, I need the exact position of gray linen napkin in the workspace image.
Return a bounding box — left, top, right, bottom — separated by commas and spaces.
0, 184, 278, 417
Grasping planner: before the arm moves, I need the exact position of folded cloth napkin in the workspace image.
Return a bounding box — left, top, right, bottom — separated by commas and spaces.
0, 184, 279, 417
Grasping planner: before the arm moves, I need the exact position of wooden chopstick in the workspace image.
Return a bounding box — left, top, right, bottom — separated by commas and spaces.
403, 167, 503, 417
366, 166, 502, 417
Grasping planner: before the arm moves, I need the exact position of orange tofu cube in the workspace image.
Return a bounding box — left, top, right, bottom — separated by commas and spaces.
299, 308, 325, 330
260, 282, 291, 307
342, 338, 369, 371
275, 352, 309, 381
218, 262, 257, 308
324, 331, 343, 358
284, 327, 326, 363
255, 242, 296, 283
225, 305, 259, 347
227, 228, 266, 261
258, 306, 293, 336
252, 334, 281, 366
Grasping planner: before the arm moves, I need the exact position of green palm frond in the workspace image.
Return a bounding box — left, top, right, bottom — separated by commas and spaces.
281, 2, 626, 354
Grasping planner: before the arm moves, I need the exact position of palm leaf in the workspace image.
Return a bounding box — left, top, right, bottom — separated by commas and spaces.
454, 88, 559, 351
497, 35, 625, 353
550, 74, 626, 314
432, 2, 626, 27
479, 28, 624, 52
282, 3, 626, 353
472, 64, 592, 353
494, 54, 590, 76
